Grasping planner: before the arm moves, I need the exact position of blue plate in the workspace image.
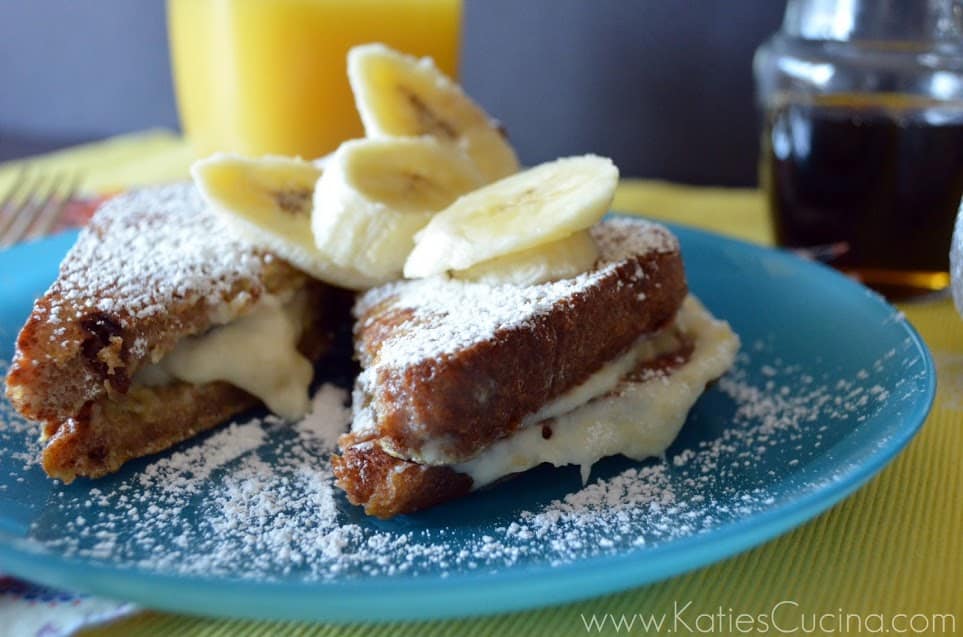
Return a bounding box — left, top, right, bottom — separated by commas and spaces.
0, 219, 935, 622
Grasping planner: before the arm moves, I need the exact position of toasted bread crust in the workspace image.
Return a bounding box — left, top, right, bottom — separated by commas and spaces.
5, 183, 307, 423
355, 247, 687, 463
335, 220, 692, 518
2, 182, 352, 482
332, 435, 473, 519
41, 381, 259, 482
7, 262, 305, 423
334, 330, 699, 519
39, 281, 341, 483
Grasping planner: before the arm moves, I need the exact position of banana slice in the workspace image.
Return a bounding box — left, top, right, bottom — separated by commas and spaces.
348, 43, 520, 182
191, 153, 379, 290
404, 155, 618, 279
453, 230, 599, 286
311, 137, 485, 282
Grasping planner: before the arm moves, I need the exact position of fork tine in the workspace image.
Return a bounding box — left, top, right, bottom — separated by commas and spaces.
0, 167, 30, 234
19, 173, 62, 241
0, 166, 28, 212
0, 171, 50, 248
29, 173, 80, 239
0, 170, 40, 241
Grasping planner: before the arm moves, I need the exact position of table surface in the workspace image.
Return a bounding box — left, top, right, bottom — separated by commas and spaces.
0, 132, 959, 637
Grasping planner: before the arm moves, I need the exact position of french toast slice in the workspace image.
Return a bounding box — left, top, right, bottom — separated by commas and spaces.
336, 292, 740, 518
5, 183, 344, 482
334, 319, 696, 518
332, 219, 740, 518
348, 219, 687, 465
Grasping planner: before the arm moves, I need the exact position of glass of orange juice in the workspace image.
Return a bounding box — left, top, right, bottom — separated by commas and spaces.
167, 0, 462, 159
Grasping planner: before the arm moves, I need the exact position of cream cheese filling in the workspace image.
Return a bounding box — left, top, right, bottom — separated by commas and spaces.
365, 298, 703, 467
134, 293, 313, 420
523, 317, 692, 427
453, 296, 739, 488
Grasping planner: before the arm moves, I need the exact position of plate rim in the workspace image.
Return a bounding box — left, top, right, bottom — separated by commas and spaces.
0, 218, 937, 622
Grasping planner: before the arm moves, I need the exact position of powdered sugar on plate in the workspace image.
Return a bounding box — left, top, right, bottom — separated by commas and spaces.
0, 326, 928, 580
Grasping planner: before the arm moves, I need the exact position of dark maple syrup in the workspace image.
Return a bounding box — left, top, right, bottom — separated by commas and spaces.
761, 94, 963, 299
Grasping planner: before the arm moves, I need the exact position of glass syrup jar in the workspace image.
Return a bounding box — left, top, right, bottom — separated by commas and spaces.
755, 0, 963, 299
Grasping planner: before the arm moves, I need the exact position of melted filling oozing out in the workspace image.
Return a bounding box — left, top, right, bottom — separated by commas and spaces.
451, 296, 740, 488
134, 293, 313, 420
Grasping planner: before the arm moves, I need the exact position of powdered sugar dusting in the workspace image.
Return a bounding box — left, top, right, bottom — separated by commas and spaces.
28, 182, 266, 343
0, 327, 927, 579
295, 383, 353, 450
355, 218, 677, 370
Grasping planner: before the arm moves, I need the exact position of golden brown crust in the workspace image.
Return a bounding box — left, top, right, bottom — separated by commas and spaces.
356, 249, 687, 463
334, 330, 699, 519
332, 434, 473, 519
38, 280, 341, 483
5, 183, 308, 423
41, 381, 259, 482
335, 220, 691, 517
3, 182, 351, 482
7, 263, 306, 423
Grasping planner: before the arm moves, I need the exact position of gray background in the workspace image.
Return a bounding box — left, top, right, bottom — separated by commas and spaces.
0, 1, 786, 185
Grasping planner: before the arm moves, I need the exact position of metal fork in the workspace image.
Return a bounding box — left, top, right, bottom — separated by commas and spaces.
0, 168, 81, 248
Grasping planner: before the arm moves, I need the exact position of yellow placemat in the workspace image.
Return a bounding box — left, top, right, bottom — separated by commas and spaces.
1, 132, 958, 637
0, 130, 194, 196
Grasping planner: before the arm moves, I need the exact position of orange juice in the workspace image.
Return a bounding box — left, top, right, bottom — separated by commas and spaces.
167, 0, 462, 158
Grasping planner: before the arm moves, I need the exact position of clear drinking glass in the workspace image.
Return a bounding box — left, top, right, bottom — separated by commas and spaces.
167, 0, 462, 160
755, 0, 963, 299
